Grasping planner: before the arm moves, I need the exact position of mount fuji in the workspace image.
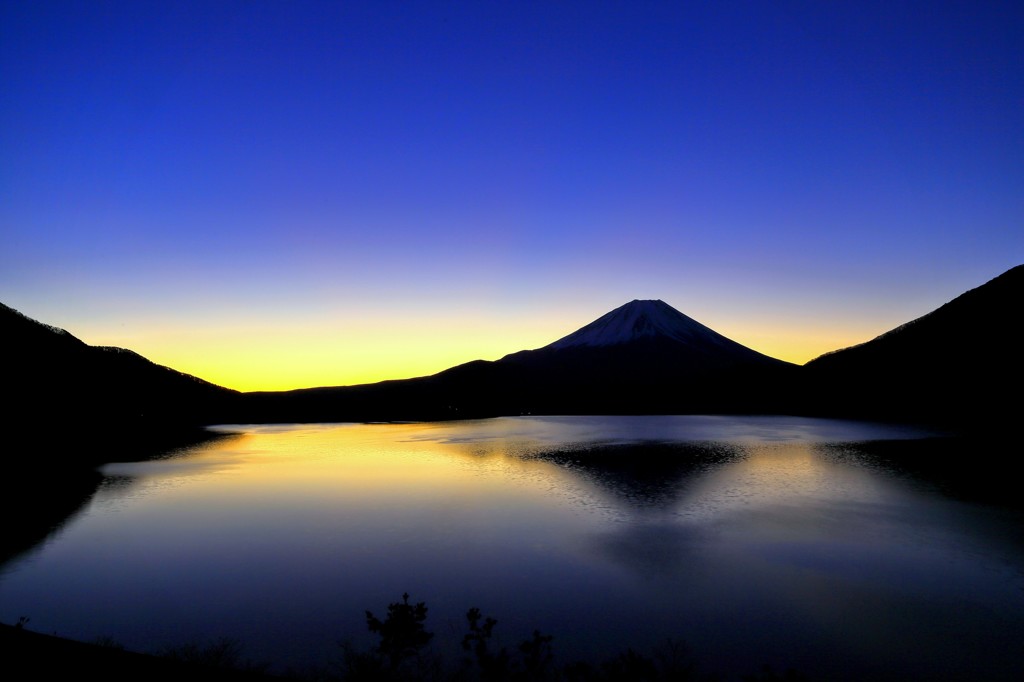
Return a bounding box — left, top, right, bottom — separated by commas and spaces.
494, 298, 789, 375
547, 299, 748, 350
469, 298, 798, 415
542, 298, 780, 360
248, 298, 799, 421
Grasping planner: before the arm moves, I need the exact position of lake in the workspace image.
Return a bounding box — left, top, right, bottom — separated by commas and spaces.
2, 415, 1022, 680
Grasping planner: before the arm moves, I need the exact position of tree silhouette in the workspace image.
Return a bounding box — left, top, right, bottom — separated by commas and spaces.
461, 606, 510, 680
365, 592, 434, 668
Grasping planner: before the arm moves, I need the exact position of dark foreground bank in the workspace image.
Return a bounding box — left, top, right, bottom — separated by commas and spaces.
0, 622, 282, 681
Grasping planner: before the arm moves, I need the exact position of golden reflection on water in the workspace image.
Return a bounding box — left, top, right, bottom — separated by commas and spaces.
95, 422, 601, 524
682, 441, 886, 513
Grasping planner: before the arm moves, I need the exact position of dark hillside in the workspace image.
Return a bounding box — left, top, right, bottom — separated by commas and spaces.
803, 265, 1023, 428
2, 303, 242, 450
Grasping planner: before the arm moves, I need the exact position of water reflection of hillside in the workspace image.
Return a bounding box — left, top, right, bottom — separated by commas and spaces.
0, 469, 103, 568
816, 436, 1024, 512
0, 429, 243, 569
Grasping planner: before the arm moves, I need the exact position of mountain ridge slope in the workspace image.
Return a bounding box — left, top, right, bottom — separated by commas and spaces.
803, 264, 1023, 426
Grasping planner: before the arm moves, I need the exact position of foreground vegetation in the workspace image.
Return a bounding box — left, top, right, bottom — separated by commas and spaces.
323, 593, 805, 682
5, 595, 808, 681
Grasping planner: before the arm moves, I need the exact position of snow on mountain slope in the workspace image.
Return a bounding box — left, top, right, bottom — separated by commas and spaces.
546, 299, 742, 352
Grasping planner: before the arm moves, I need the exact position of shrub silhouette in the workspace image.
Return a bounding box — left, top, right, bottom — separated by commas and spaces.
461, 606, 511, 680
516, 628, 554, 679
365, 592, 434, 668
160, 636, 244, 668
457, 606, 557, 681
159, 636, 270, 673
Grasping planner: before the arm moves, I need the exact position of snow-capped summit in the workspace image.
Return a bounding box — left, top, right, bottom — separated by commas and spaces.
545, 299, 737, 351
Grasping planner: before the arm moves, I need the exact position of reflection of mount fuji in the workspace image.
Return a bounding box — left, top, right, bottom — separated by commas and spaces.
4, 264, 1022, 431
531, 440, 745, 510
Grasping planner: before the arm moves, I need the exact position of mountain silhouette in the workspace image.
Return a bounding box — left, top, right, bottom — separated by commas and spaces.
245, 299, 798, 420
803, 264, 1023, 427
2, 302, 240, 448
479, 298, 797, 414
4, 265, 1020, 429
504, 298, 788, 370
546, 299, 767, 352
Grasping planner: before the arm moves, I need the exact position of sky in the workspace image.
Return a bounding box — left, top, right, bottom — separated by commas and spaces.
2, 1, 1022, 392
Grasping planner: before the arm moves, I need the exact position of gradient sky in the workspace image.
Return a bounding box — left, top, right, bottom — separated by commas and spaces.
2, 1, 1022, 392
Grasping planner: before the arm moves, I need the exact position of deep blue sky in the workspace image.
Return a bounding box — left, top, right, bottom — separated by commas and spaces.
2, 1, 1022, 390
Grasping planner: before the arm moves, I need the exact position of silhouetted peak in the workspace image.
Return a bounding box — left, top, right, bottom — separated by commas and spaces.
546, 299, 733, 350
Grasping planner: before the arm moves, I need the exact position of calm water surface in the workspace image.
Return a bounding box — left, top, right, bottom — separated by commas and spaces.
2, 416, 1022, 680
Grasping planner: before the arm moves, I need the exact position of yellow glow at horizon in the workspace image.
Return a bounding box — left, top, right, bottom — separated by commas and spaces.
83, 314, 565, 392
724, 326, 876, 366
77, 310, 891, 392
